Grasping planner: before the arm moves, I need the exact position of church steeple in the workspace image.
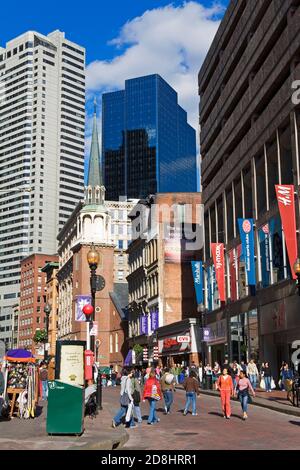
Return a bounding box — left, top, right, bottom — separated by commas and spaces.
85, 98, 105, 206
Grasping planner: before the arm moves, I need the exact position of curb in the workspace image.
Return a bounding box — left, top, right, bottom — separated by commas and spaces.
68, 429, 129, 450
176, 387, 300, 418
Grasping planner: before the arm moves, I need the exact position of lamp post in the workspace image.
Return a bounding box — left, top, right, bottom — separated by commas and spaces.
197, 303, 207, 389
293, 258, 300, 296
87, 245, 102, 410
43, 302, 51, 361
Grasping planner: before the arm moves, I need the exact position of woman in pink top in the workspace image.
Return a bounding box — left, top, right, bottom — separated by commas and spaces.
236, 370, 255, 420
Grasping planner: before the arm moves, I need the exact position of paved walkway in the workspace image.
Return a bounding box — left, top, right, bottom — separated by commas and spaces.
0, 398, 128, 450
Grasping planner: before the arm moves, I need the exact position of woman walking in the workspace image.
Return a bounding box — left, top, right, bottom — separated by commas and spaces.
112, 369, 135, 428
236, 370, 255, 420
217, 368, 234, 419
142, 369, 162, 425
212, 362, 221, 390
183, 370, 200, 416
261, 362, 272, 392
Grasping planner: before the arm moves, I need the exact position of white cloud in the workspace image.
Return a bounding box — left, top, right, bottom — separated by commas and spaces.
86, 1, 223, 133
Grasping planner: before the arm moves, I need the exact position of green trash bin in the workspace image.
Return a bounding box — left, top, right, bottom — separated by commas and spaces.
46, 380, 84, 435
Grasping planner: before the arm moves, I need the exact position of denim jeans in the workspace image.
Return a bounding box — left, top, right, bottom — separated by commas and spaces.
113, 405, 135, 427
264, 376, 271, 392
163, 390, 173, 412
239, 393, 248, 412
42, 380, 48, 400
147, 398, 159, 424
249, 374, 257, 390
184, 392, 197, 415
111, 379, 116, 387
134, 405, 142, 423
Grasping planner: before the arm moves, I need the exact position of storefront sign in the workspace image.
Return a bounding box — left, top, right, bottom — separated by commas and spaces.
151, 311, 159, 331
238, 219, 256, 285
191, 261, 203, 304
211, 243, 225, 301
177, 335, 190, 343
275, 185, 297, 279
139, 315, 148, 335
75, 295, 92, 322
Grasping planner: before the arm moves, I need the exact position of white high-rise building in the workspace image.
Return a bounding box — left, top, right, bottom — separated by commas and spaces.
0, 30, 85, 348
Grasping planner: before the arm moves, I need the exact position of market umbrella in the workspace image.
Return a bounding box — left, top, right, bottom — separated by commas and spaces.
5, 348, 35, 363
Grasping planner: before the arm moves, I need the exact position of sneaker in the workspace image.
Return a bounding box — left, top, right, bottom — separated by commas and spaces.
192, 413, 198, 416
164, 406, 168, 414
183, 410, 188, 416
226, 416, 230, 419
112, 420, 116, 428
147, 422, 153, 425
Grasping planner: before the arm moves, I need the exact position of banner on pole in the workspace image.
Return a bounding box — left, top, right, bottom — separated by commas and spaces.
191, 261, 203, 305
211, 243, 226, 301
238, 219, 256, 286
275, 185, 297, 279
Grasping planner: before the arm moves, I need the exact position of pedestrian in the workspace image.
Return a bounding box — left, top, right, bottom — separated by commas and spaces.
112, 369, 135, 428
205, 364, 213, 390
142, 369, 162, 425
247, 359, 259, 391
236, 370, 255, 420
131, 371, 142, 425
182, 370, 200, 416
217, 367, 234, 419
261, 362, 272, 392
111, 368, 117, 387
190, 361, 198, 376
0, 361, 5, 418
39, 362, 48, 400
160, 367, 175, 414
231, 362, 239, 388
212, 362, 221, 390
281, 363, 293, 394
240, 360, 247, 374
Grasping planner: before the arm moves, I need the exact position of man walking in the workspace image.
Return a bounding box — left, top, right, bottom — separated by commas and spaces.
161, 367, 175, 414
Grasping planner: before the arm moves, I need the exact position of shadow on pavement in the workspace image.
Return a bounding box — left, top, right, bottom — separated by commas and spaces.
289, 421, 300, 426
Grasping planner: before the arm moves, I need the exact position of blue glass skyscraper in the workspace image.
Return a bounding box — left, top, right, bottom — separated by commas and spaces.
102, 74, 197, 200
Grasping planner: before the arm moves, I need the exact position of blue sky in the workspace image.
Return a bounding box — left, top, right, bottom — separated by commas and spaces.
1, 0, 228, 178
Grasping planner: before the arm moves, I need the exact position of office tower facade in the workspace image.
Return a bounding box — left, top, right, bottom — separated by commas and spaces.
102, 74, 197, 201
198, 0, 300, 373
0, 30, 85, 348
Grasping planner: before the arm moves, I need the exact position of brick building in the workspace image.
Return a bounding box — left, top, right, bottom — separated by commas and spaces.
18, 253, 58, 353
41, 261, 59, 357
127, 192, 203, 366
198, 0, 300, 375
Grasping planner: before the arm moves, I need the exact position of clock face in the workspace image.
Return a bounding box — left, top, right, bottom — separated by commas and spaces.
97, 275, 105, 291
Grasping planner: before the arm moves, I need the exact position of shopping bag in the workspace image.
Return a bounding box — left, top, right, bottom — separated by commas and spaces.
259, 378, 265, 390
125, 401, 133, 422
271, 378, 276, 390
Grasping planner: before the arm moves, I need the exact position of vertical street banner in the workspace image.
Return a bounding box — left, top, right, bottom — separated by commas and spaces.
150, 311, 159, 331
211, 243, 226, 302
75, 295, 92, 322
140, 315, 148, 335
238, 219, 256, 285
191, 261, 203, 305
275, 185, 297, 279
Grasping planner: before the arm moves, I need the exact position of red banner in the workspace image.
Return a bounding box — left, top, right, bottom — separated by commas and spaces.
275, 185, 297, 279
211, 243, 226, 302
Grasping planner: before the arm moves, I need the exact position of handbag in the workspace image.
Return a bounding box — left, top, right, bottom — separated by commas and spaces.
259, 378, 265, 390
271, 378, 276, 390
120, 378, 130, 406
125, 401, 134, 422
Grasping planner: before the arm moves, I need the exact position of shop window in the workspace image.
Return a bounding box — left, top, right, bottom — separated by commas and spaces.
255, 152, 267, 217
230, 310, 259, 363
279, 123, 293, 185
226, 185, 234, 241
266, 137, 279, 206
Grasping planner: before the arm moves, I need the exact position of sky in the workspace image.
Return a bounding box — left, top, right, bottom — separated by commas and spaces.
0, 0, 228, 170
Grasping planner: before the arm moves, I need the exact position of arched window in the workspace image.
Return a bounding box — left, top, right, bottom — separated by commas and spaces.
115, 333, 119, 353
109, 334, 113, 353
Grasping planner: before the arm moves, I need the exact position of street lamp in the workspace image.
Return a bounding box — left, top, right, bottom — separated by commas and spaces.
197, 303, 207, 389
87, 244, 102, 410
44, 302, 51, 361
293, 258, 300, 296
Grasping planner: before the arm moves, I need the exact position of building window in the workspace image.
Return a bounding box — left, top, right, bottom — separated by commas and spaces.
109, 334, 113, 354
115, 333, 119, 353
